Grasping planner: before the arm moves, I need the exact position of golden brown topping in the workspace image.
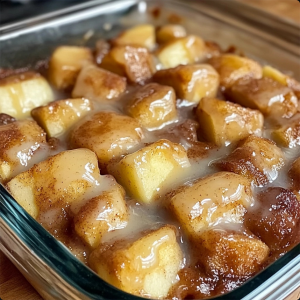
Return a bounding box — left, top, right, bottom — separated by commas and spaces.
225, 77, 298, 118
100, 45, 155, 84
214, 135, 285, 186
208, 54, 262, 89
197, 97, 264, 146
89, 225, 183, 298
154, 64, 219, 103
69, 111, 144, 172
72, 65, 127, 102
125, 83, 177, 129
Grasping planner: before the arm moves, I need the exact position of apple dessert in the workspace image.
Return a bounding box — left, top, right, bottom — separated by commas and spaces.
1, 23, 300, 300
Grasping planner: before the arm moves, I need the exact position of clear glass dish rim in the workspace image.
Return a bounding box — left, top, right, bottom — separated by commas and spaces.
0, 0, 299, 299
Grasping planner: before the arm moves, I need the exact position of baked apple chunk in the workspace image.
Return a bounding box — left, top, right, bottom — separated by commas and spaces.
245, 187, 300, 253
263, 65, 300, 98
153, 64, 219, 103
156, 24, 187, 44
89, 225, 183, 299
48, 46, 93, 90
109, 139, 190, 204
111, 24, 155, 50
193, 228, 269, 277
100, 45, 155, 84
289, 157, 300, 200
6, 149, 111, 219
0, 72, 54, 119
271, 114, 300, 148
208, 54, 262, 89
196, 97, 264, 146
214, 135, 285, 186
0, 120, 47, 182
156, 35, 206, 68
69, 111, 144, 172
31, 98, 92, 138
125, 83, 177, 129
168, 172, 253, 235
225, 77, 298, 118
72, 65, 127, 102
73, 180, 128, 249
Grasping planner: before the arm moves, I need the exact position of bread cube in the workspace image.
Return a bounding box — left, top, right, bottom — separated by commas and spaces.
156, 35, 206, 68
89, 225, 183, 298
0, 120, 46, 183
289, 157, 300, 199
245, 187, 300, 253
100, 45, 155, 84
271, 114, 300, 148
48, 46, 93, 90
156, 25, 187, 44
125, 83, 177, 129
69, 111, 144, 172
72, 65, 126, 102
225, 77, 298, 118
153, 64, 219, 103
208, 54, 262, 89
31, 98, 92, 138
112, 24, 155, 50
6, 148, 106, 219
0, 72, 54, 119
73, 181, 128, 248
196, 97, 264, 146
193, 229, 269, 276
168, 172, 253, 235
214, 135, 285, 186
109, 139, 190, 204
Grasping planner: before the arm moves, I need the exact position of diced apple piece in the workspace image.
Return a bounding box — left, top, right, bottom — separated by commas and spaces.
168, 172, 253, 235
109, 139, 190, 204
153, 64, 219, 103
100, 45, 155, 84
69, 111, 144, 172
289, 157, 300, 199
156, 35, 206, 68
112, 24, 155, 50
263, 65, 289, 86
156, 25, 187, 44
271, 114, 300, 147
48, 46, 93, 90
125, 83, 177, 129
196, 97, 264, 146
214, 135, 285, 186
73, 181, 128, 248
204, 41, 222, 58
0, 72, 54, 119
6, 149, 109, 219
0, 120, 46, 183
263, 65, 300, 98
208, 54, 262, 89
72, 65, 126, 102
245, 187, 300, 253
89, 225, 183, 299
225, 77, 298, 118
193, 228, 269, 276
31, 98, 92, 138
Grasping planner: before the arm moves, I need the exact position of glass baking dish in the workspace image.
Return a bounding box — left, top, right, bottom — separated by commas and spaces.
0, 0, 299, 299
